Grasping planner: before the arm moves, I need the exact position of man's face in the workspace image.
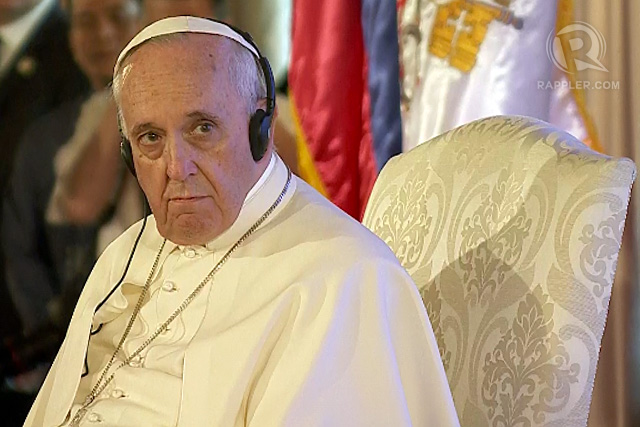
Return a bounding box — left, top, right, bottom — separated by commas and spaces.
70, 0, 141, 89
119, 35, 267, 245
143, 0, 214, 23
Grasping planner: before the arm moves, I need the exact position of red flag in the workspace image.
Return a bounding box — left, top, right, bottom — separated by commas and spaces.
289, 1, 378, 219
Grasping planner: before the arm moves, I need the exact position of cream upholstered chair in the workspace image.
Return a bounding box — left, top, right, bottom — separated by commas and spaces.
362, 116, 636, 427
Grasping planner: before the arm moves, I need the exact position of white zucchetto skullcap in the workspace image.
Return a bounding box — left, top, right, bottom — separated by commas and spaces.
114, 16, 260, 77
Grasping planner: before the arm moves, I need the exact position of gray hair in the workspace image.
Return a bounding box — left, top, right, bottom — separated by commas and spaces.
112, 33, 267, 136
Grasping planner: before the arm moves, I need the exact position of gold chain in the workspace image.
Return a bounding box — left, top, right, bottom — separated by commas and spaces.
70, 169, 292, 426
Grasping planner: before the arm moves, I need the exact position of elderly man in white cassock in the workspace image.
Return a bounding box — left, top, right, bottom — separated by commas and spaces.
24, 16, 459, 427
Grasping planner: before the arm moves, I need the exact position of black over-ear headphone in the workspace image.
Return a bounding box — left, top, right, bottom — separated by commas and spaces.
119, 19, 276, 176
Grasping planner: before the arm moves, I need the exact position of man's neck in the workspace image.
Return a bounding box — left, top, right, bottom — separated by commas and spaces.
0, 0, 41, 26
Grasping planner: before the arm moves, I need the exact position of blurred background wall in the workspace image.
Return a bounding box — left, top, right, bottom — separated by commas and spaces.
226, 0, 291, 88
573, 1, 640, 426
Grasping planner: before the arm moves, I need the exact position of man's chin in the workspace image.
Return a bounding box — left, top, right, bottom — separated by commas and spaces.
158, 217, 222, 246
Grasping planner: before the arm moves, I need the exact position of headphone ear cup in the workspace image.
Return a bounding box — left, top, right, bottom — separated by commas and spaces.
249, 109, 270, 162
120, 138, 137, 177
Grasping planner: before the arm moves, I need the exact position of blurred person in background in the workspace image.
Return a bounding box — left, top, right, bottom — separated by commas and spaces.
143, 0, 215, 22
1, 0, 142, 424
0, 0, 88, 191
0, 0, 88, 360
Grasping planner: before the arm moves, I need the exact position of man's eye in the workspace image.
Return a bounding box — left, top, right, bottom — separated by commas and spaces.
194, 123, 214, 135
140, 132, 160, 145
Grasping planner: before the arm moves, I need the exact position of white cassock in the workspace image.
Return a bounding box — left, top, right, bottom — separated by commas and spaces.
25, 154, 460, 426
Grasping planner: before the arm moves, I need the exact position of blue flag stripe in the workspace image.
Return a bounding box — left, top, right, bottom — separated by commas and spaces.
361, 0, 403, 171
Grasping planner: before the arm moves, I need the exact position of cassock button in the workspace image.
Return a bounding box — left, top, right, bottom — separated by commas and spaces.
184, 247, 197, 258
87, 412, 102, 423
162, 281, 177, 292
128, 354, 144, 368
111, 388, 125, 399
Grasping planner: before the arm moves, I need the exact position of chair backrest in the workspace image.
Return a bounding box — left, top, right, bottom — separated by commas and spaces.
363, 116, 636, 427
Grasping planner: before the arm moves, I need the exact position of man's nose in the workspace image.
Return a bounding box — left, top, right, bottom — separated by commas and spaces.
166, 135, 198, 181
94, 17, 118, 43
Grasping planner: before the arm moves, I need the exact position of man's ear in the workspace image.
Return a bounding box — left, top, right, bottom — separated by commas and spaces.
256, 97, 268, 113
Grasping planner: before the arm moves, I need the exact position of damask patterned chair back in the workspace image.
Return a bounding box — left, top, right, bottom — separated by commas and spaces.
362, 116, 636, 427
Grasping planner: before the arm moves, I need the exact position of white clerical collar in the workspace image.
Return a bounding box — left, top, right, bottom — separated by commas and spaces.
243, 151, 276, 205
169, 152, 294, 255
0, 0, 54, 76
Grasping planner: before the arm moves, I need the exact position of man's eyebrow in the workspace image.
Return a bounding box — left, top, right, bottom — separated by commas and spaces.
186, 111, 220, 122
131, 122, 158, 136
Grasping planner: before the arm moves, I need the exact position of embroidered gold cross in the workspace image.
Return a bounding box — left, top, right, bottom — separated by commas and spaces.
429, 0, 523, 72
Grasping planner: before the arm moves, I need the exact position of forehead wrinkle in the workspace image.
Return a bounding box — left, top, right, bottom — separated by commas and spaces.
124, 41, 222, 91
124, 34, 230, 68
125, 75, 204, 113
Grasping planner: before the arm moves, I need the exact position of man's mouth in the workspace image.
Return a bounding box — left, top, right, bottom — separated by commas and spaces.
169, 196, 207, 203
